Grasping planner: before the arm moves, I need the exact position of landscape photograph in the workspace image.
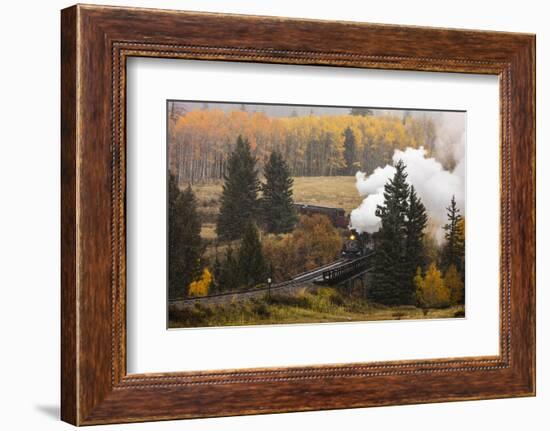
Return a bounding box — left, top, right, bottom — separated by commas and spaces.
167, 101, 466, 329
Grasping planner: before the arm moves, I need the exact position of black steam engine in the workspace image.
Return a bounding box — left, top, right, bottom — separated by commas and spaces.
341, 230, 372, 259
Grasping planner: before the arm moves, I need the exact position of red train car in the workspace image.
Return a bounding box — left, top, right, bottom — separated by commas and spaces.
293, 203, 349, 229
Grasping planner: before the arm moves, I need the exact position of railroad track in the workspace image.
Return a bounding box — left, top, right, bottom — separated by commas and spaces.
169, 258, 356, 308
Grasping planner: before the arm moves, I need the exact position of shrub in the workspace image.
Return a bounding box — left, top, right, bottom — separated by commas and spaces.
267, 291, 311, 308
263, 214, 343, 282
253, 302, 271, 318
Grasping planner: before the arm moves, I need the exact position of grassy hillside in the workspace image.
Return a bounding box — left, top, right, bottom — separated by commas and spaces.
169, 287, 465, 329
292, 176, 362, 213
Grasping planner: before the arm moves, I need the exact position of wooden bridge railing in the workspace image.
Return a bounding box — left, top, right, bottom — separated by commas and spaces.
321, 254, 373, 285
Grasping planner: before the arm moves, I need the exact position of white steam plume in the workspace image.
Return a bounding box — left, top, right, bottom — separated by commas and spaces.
349, 147, 464, 243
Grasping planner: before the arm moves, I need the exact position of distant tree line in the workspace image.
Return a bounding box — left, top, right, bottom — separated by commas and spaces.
168, 109, 436, 184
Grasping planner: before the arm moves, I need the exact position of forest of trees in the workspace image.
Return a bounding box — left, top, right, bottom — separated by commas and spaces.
371, 161, 428, 305
170, 135, 301, 298
370, 161, 465, 308
168, 109, 437, 184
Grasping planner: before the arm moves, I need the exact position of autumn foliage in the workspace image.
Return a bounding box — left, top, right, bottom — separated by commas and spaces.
188, 268, 213, 298
414, 263, 451, 308
262, 214, 343, 282
444, 264, 464, 306
168, 109, 436, 183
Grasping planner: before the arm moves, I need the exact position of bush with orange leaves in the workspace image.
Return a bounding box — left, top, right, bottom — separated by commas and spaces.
262, 214, 343, 282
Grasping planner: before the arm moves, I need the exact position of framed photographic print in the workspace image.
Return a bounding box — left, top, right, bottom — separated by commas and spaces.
61, 4, 536, 425
165, 101, 467, 330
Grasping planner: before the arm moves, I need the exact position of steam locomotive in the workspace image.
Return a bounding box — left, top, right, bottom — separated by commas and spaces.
341, 230, 372, 259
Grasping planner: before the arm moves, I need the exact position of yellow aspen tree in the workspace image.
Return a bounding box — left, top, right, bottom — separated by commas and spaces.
188, 268, 213, 298
444, 264, 464, 305
417, 263, 451, 308
414, 267, 425, 306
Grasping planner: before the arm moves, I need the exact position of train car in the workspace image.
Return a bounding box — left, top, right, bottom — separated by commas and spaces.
293, 203, 348, 228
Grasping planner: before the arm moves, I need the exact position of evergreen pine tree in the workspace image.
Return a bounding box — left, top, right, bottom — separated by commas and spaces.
217, 246, 240, 292
260, 151, 298, 233
237, 222, 268, 288
211, 251, 222, 294
216, 136, 260, 241
371, 160, 410, 305
404, 185, 428, 299
442, 195, 463, 272
168, 174, 202, 299
343, 127, 358, 175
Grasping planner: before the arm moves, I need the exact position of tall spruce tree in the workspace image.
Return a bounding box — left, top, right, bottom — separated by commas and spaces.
442, 195, 463, 272
260, 151, 298, 233
168, 174, 202, 299
371, 160, 411, 305
237, 222, 268, 288
216, 136, 260, 241
343, 127, 358, 175
405, 185, 428, 299
217, 246, 240, 292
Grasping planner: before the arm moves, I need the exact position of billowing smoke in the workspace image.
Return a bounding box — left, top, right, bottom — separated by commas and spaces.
431, 111, 466, 172
350, 146, 464, 243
